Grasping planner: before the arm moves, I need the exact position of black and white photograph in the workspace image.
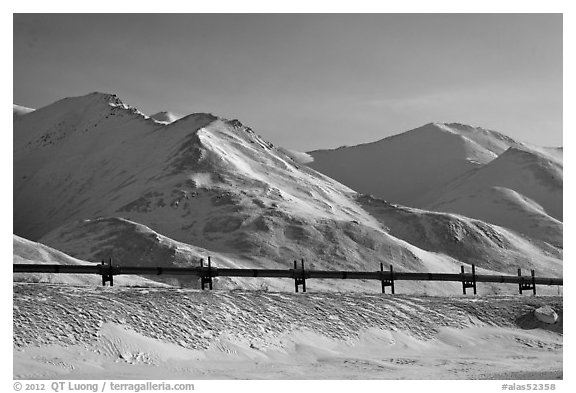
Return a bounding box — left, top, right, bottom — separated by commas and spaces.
10, 7, 568, 384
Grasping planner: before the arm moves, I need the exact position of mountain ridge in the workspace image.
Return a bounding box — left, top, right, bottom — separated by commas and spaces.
307, 122, 504, 207
13, 93, 562, 291
306, 123, 562, 245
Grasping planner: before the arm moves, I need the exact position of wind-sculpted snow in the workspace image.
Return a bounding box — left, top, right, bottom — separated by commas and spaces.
13, 284, 562, 349
13, 284, 562, 379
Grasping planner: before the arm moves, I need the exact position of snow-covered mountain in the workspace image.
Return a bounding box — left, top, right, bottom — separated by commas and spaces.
425, 147, 562, 246
13, 93, 562, 290
307, 122, 562, 247
307, 122, 516, 208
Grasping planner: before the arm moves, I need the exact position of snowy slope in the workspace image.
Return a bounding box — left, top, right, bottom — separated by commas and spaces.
357, 195, 562, 277
38, 217, 269, 289
307, 123, 562, 246
13, 93, 562, 290
307, 122, 522, 208
13, 93, 156, 153
425, 147, 562, 245
14, 92, 171, 239
13, 235, 167, 287
438, 122, 524, 156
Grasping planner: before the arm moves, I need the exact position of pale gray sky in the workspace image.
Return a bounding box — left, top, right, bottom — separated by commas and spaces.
13, 14, 562, 150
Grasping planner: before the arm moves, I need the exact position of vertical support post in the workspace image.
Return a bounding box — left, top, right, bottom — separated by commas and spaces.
101, 258, 114, 287
390, 264, 395, 295
109, 258, 114, 287
294, 260, 298, 293
294, 259, 306, 293
200, 257, 213, 290
518, 268, 523, 294
208, 256, 213, 290
472, 264, 477, 295
200, 258, 204, 290
381, 263, 385, 294
461, 265, 466, 295
531, 269, 536, 296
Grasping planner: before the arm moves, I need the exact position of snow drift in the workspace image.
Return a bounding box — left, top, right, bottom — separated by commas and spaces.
13, 284, 563, 379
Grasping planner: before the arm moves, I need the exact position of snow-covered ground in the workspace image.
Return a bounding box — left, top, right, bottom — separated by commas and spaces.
13, 284, 562, 380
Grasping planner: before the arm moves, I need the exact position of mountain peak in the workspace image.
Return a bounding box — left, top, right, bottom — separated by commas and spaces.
84, 91, 125, 106
88, 91, 118, 98
419, 122, 462, 134
13, 92, 155, 152
306, 121, 530, 208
